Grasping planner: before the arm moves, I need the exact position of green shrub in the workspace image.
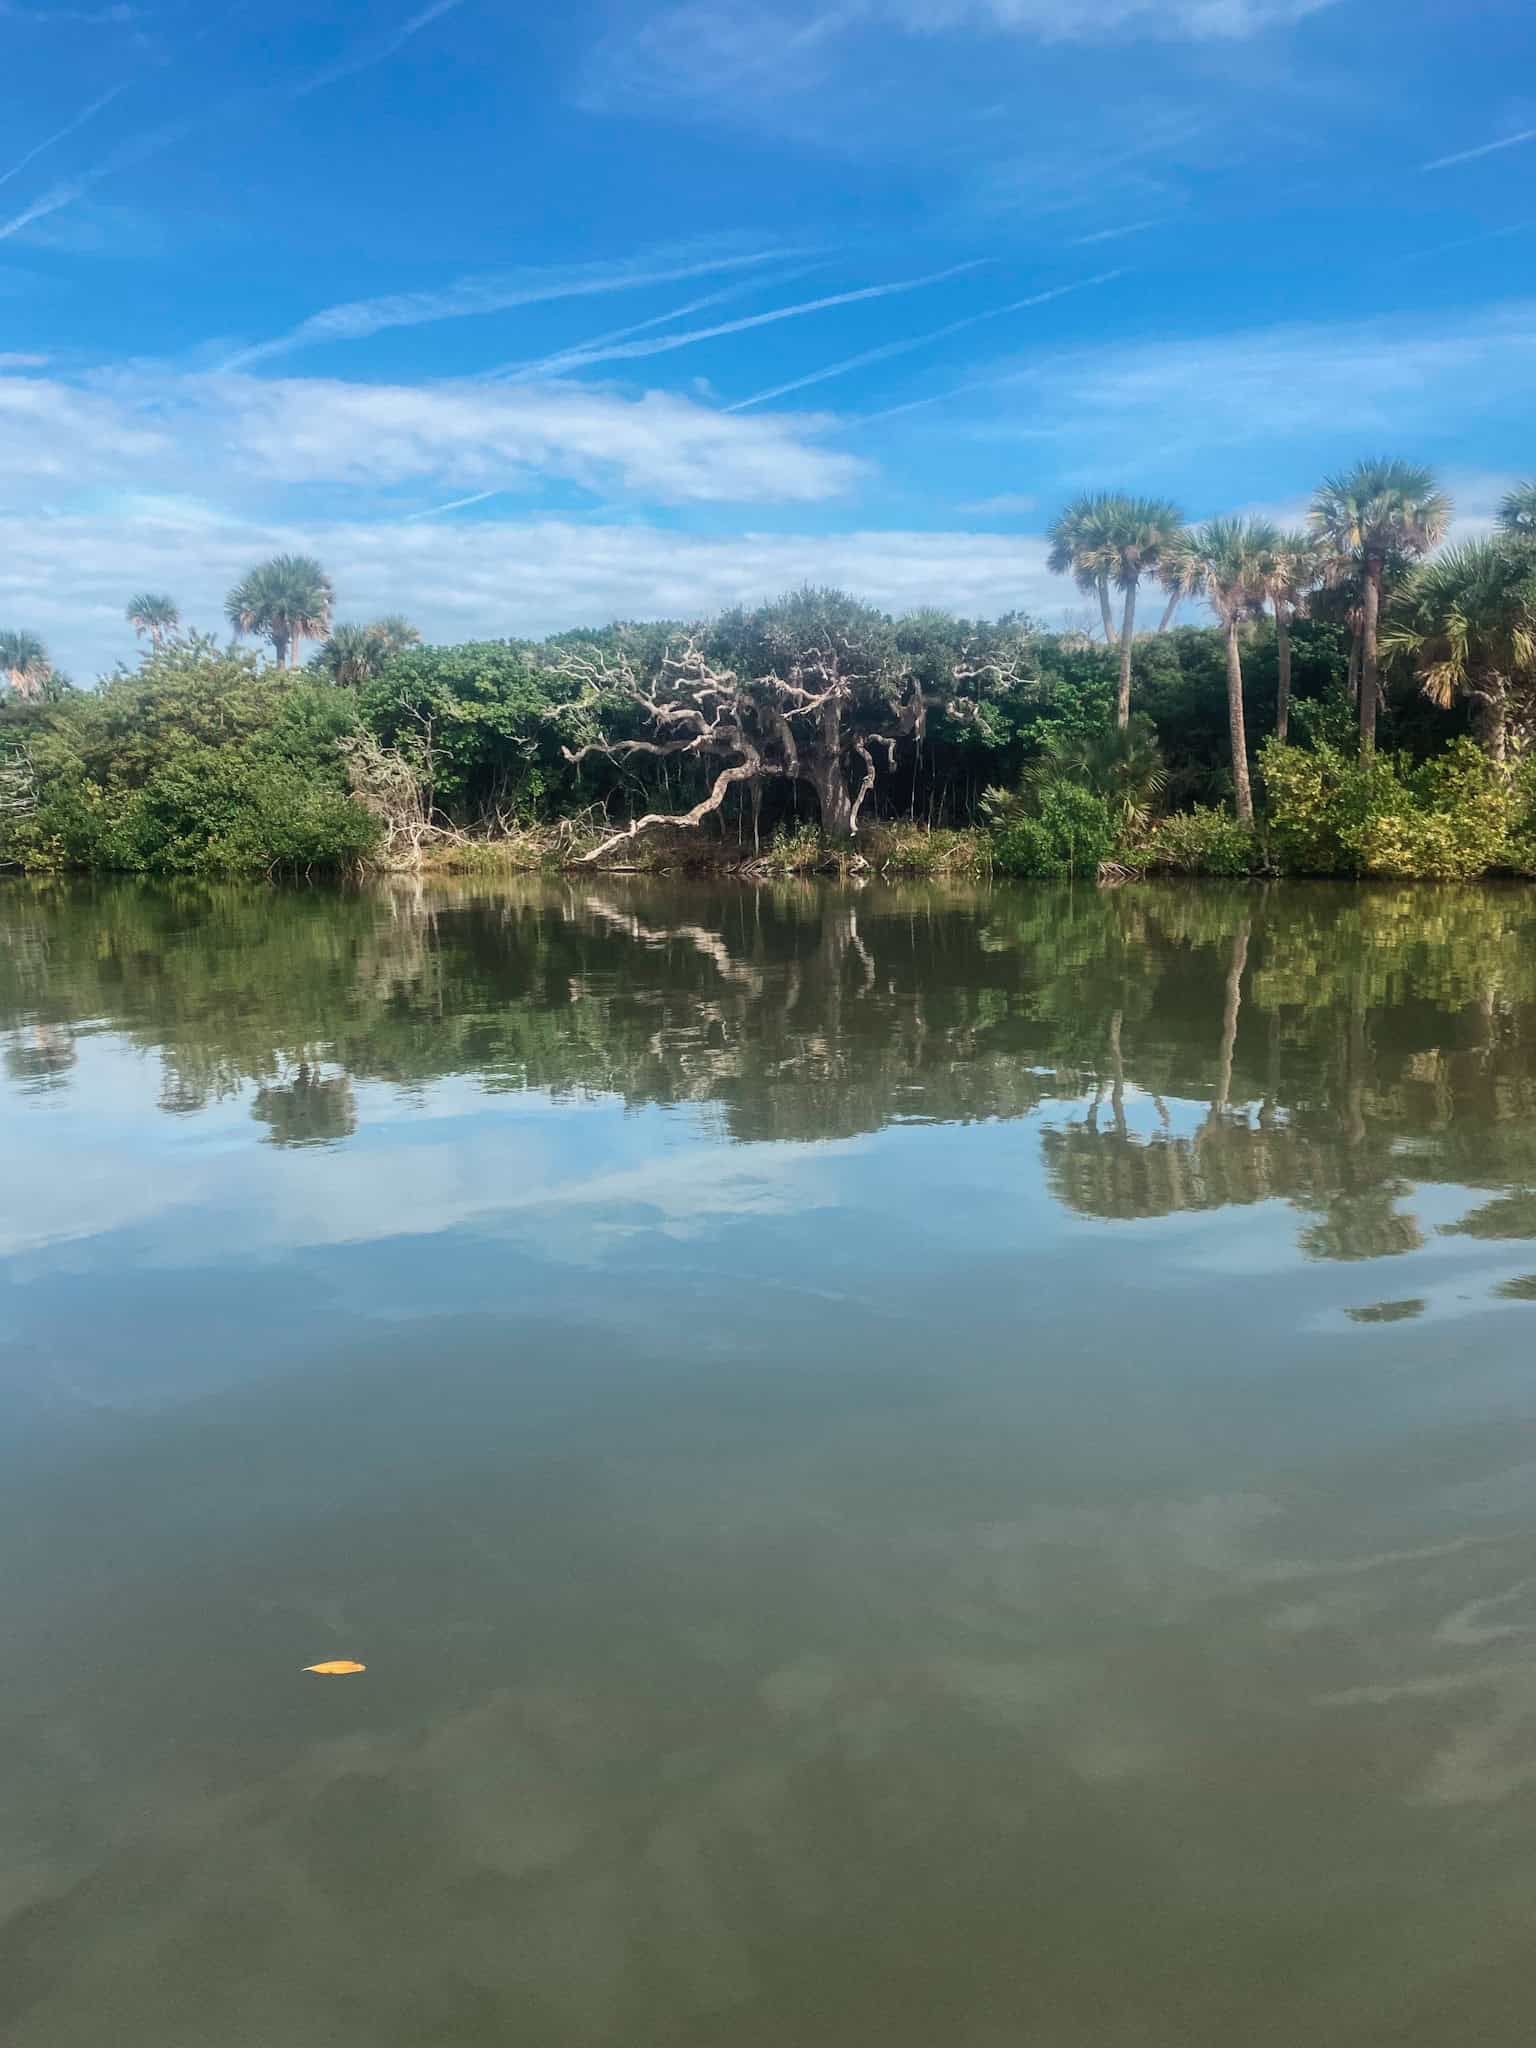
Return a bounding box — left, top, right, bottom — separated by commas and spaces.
1139, 805, 1259, 876
1260, 736, 1519, 880
985, 780, 1119, 878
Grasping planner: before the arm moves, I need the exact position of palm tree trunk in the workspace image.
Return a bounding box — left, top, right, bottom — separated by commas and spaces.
1097, 575, 1118, 650
1274, 600, 1293, 745
1214, 919, 1251, 1115
272, 631, 290, 671
1359, 553, 1382, 755
1157, 588, 1180, 632
1480, 684, 1508, 770
1225, 619, 1254, 823
1116, 579, 1136, 730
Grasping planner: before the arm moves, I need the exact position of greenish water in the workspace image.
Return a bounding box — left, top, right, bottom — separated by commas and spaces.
4, 875, 1536, 2046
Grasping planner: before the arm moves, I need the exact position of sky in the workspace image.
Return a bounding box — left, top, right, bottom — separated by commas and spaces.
2, 0, 1535, 677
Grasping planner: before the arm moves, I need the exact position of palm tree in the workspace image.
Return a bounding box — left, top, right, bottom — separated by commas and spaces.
371, 614, 422, 657
126, 593, 180, 648
1497, 481, 1536, 541
1258, 530, 1324, 745
1309, 460, 1451, 755
1046, 493, 1185, 727
225, 554, 334, 669
0, 629, 51, 701
316, 615, 422, 686
1189, 518, 1276, 822
1381, 540, 1536, 768
1034, 714, 1168, 834
1154, 528, 1203, 632
1046, 494, 1123, 651
1106, 495, 1185, 729
316, 624, 386, 687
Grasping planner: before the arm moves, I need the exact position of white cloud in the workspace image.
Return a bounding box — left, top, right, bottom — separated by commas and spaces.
963, 301, 1536, 469
900, 0, 1337, 36
0, 507, 1058, 679
582, 0, 1338, 107
0, 365, 860, 505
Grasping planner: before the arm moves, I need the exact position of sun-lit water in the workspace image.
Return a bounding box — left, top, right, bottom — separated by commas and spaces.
5, 875, 1536, 2046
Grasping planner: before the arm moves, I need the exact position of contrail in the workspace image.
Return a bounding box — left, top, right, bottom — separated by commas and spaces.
0, 0, 466, 248
0, 113, 203, 244
517, 261, 993, 379
486, 264, 828, 382
291, 0, 466, 100
422, 487, 508, 517
227, 249, 803, 368
1423, 127, 1536, 171
0, 84, 126, 192
727, 271, 1126, 412
1066, 219, 1159, 246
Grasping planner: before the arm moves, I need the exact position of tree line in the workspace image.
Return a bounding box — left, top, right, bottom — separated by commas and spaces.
3, 455, 1536, 879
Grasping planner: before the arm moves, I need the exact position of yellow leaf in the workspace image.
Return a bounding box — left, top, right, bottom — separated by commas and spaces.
303, 1659, 366, 1675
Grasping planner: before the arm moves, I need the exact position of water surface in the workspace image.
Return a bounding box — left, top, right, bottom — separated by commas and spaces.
5, 876, 1536, 2046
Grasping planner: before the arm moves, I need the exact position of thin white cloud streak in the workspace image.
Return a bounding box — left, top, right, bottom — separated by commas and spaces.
290, 0, 465, 99
421, 486, 508, 516
508, 261, 991, 379
486, 264, 827, 382
0, 1, 466, 248
1423, 128, 1536, 172
584, 0, 1344, 113
0, 112, 203, 244
0, 84, 126, 192
727, 270, 1125, 411
227, 249, 798, 368
1066, 218, 1160, 245
1399, 220, 1536, 261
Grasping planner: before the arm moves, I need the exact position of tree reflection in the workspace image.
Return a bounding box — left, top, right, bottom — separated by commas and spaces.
4, 876, 1536, 1263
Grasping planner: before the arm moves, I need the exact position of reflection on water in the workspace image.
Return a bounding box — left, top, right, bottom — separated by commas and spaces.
5, 876, 1536, 2046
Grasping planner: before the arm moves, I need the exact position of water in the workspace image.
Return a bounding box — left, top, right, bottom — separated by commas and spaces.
4, 876, 1536, 2046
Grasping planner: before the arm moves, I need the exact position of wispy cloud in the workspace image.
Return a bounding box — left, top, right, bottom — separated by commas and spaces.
0, 362, 862, 506
290, 0, 465, 100
0, 2, 140, 19
912, 301, 1536, 478
0, 112, 203, 246
420, 487, 509, 517
899, 0, 1338, 36
487, 265, 827, 381
1066, 218, 1161, 245
0, 0, 467, 249
0, 85, 126, 193
1422, 127, 1536, 172
4, 507, 1060, 681
227, 248, 798, 368
582, 0, 1340, 111
497, 262, 991, 381
727, 270, 1125, 410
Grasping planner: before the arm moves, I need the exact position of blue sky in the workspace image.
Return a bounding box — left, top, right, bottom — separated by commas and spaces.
3, 0, 1535, 675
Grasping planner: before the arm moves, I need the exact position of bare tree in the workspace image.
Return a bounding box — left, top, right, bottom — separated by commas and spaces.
0, 745, 36, 821
556, 601, 1022, 865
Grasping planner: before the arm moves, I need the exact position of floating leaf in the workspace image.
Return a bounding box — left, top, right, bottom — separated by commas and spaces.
303, 1659, 366, 1675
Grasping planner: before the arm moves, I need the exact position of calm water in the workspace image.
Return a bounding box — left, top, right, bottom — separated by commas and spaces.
5, 876, 1536, 2046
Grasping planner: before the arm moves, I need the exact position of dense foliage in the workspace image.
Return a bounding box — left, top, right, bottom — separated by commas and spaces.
0, 642, 378, 875
6, 458, 1536, 880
